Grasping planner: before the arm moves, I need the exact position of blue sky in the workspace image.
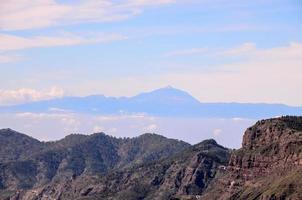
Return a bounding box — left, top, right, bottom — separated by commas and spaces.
0, 0, 301, 147
0, 0, 302, 105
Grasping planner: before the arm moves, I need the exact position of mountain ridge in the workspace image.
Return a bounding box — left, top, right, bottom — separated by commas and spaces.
0, 116, 302, 199
1, 87, 302, 118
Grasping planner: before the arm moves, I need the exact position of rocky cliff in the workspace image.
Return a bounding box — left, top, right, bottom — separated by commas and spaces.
201, 116, 302, 200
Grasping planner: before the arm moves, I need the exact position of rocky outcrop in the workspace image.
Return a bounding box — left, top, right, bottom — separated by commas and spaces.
230, 117, 302, 177
201, 116, 302, 200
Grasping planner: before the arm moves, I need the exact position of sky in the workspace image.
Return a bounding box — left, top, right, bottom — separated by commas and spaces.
0, 0, 301, 106
0, 0, 301, 147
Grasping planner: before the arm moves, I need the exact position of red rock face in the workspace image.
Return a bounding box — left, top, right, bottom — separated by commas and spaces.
202, 116, 302, 200
232, 117, 302, 172
243, 119, 296, 150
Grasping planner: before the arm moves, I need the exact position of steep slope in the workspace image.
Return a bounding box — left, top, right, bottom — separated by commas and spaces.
117, 133, 191, 168
0, 130, 190, 197
201, 116, 302, 200
14, 139, 230, 200
0, 129, 45, 163
1, 116, 302, 200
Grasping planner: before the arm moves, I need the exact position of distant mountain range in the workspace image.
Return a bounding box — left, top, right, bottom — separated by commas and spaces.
1, 86, 302, 118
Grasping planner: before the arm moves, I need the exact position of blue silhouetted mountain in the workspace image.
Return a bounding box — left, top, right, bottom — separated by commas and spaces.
0, 86, 302, 118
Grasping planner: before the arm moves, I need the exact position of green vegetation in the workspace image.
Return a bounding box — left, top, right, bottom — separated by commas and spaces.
281, 116, 302, 131
1, 116, 302, 199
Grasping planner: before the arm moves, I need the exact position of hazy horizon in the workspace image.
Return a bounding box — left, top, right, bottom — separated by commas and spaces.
2, 86, 302, 106
0, 0, 301, 148
1, 86, 300, 148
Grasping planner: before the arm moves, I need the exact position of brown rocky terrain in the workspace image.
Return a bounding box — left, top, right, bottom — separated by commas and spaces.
201, 116, 302, 200
0, 116, 302, 200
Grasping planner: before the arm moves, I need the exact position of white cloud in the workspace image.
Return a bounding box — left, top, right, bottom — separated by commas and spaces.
60, 117, 78, 126
48, 107, 72, 113
232, 117, 245, 122
219, 42, 256, 57
0, 32, 126, 62
94, 114, 151, 122
107, 127, 118, 133
0, 112, 256, 148
0, 32, 126, 52
0, 0, 175, 31
0, 86, 64, 105
218, 42, 302, 61
164, 48, 208, 57
93, 125, 105, 133
143, 124, 158, 132
15, 113, 79, 128
13, 112, 81, 139
252, 42, 302, 61
0, 0, 70, 31
213, 128, 222, 137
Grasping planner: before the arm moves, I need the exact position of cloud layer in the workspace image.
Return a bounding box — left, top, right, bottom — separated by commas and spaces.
0, 32, 126, 63
0, 32, 126, 52
0, 87, 64, 105
0, 112, 255, 148
0, 0, 175, 31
